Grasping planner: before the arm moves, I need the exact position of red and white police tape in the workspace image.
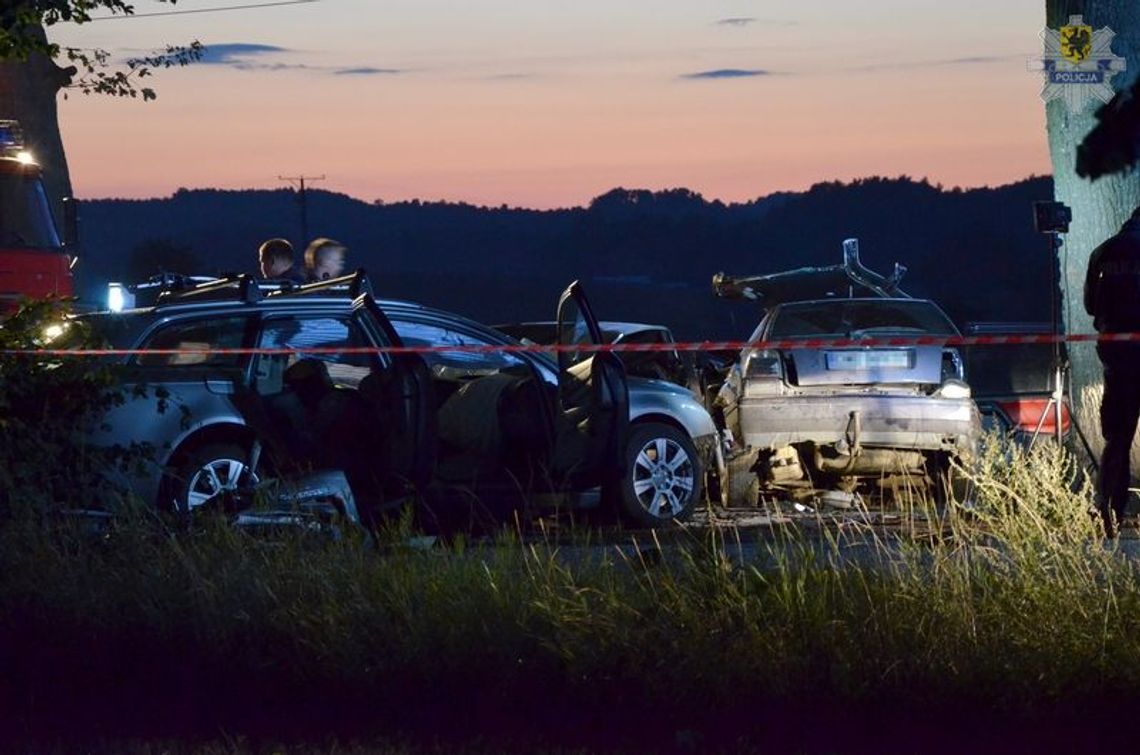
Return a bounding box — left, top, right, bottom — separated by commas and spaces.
8, 331, 1140, 357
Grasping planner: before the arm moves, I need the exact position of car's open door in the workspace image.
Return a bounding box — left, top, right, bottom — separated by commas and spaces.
551, 281, 629, 489
354, 294, 436, 495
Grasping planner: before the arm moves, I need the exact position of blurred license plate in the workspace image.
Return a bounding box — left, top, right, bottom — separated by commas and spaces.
825, 350, 912, 370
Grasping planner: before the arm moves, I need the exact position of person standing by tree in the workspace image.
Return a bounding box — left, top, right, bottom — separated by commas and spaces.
257, 238, 305, 284
1084, 206, 1140, 536
303, 238, 348, 282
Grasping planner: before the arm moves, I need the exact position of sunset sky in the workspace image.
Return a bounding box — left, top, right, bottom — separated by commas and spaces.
50, 0, 1054, 208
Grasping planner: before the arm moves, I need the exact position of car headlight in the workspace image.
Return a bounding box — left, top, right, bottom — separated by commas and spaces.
937, 379, 971, 400
41, 322, 65, 343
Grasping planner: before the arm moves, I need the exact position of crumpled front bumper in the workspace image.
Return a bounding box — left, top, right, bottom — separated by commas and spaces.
693, 431, 727, 500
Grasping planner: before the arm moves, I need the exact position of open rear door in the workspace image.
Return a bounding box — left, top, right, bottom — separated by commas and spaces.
355, 294, 436, 494
551, 281, 629, 488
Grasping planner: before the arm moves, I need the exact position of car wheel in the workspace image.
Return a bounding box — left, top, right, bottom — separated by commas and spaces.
928, 453, 971, 509
725, 453, 759, 507
171, 442, 258, 513
618, 423, 702, 527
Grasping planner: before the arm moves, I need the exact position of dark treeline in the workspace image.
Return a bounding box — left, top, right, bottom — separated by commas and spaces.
76, 175, 1054, 339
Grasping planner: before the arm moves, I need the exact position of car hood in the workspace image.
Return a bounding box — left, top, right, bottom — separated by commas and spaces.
628, 375, 695, 399
784, 344, 943, 387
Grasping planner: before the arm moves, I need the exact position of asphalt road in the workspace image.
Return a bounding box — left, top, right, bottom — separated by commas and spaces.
519, 501, 1140, 570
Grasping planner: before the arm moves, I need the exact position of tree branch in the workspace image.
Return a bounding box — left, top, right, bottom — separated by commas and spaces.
1, 1, 202, 100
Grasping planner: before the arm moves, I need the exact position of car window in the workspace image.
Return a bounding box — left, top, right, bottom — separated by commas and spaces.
615, 329, 670, 345
258, 316, 374, 388
612, 329, 683, 380
500, 323, 556, 345
392, 319, 524, 378
134, 316, 248, 368
768, 301, 958, 339
52, 314, 137, 352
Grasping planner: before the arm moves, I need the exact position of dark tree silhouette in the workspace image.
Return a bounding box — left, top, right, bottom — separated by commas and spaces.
124, 238, 200, 283
0, 3, 201, 220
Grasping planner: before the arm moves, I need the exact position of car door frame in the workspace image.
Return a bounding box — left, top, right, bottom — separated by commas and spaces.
353, 294, 436, 490
554, 280, 630, 488
381, 305, 561, 490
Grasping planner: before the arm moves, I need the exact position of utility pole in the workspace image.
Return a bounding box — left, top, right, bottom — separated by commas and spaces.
278, 174, 325, 249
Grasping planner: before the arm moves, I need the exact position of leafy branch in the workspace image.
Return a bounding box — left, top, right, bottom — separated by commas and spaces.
0, 1, 204, 99
65, 41, 204, 100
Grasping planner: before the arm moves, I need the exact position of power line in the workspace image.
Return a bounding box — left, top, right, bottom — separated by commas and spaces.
279, 174, 326, 247
86, 0, 320, 21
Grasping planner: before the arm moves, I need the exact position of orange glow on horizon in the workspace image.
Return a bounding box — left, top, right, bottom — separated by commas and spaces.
52, 0, 1052, 208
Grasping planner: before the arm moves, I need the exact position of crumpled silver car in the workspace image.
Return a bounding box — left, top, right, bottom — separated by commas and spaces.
713, 239, 981, 506
493, 320, 698, 391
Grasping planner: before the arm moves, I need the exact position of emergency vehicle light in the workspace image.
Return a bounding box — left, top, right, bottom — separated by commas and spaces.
0, 120, 25, 156
107, 282, 134, 313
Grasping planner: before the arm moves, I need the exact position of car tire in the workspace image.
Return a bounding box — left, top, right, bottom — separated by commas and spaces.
725, 453, 759, 507
929, 453, 971, 509
617, 423, 702, 527
168, 441, 257, 513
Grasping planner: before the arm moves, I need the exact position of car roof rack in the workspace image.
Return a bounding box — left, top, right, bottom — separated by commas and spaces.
267, 268, 374, 299
156, 273, 262, 306
126, 273, 218, 295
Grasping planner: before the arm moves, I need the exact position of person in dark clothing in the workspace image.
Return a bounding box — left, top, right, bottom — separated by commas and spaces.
1084, 206, 1140, 536
258, 238, 307, 284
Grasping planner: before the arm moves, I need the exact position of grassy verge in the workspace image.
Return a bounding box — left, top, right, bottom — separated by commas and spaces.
2, 440, 1137, 752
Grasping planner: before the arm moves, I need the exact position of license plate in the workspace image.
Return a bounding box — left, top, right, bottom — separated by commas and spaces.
825, 350, 913, 370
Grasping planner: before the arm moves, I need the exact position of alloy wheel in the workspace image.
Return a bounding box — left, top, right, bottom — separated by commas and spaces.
185, 457, 256, 510
631, 436, 696, 519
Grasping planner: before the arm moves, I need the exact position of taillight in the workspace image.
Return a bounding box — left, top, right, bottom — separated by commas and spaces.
996, 398, 1071, 435
744, 349, 782, 378
743, 349, 784, 397
941, 348, 964, 382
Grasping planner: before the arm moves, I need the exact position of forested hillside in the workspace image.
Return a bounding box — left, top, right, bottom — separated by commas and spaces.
76, 176, 1054, 339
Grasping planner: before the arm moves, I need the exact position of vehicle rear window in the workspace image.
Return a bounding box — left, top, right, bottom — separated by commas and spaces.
768, 300, 958, 339
134, 316, 249, 368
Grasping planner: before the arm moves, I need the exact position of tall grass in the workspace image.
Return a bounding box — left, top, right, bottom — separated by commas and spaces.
3, 439, 1139, 750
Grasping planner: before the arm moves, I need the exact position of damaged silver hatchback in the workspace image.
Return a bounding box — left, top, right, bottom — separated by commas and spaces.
713, 240, 981, 506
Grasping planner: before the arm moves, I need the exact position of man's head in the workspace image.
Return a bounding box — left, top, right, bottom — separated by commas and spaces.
304, 238, 348, 281
258, 238, 295, 278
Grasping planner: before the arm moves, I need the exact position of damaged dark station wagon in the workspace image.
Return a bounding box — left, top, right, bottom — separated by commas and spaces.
67, 272, 720, 529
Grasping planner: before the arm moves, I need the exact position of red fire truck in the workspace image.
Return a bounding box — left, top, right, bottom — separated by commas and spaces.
0, 120, 76, 311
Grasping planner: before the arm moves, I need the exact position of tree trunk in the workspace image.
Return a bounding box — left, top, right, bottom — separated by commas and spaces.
1045, 0, 1140, 451
0, 24, 73, 226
